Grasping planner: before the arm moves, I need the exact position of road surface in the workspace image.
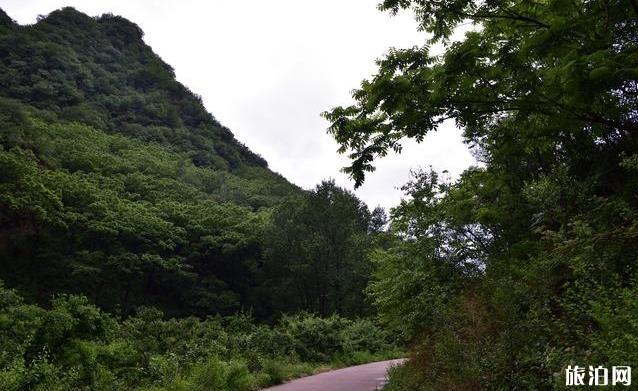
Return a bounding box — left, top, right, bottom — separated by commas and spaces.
261, 359, 405, 391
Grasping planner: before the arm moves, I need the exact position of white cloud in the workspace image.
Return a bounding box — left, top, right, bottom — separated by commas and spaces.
1, 0, 475, 209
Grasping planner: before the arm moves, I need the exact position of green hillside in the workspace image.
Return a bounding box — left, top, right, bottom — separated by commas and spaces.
0, 7, 276, 173
0, 7, 297, 317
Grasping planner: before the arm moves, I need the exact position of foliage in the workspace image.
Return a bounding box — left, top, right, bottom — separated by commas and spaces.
324, 1, 637, 188
0, 7, 404, 390
0, 283, 398, 390
0, 110, 276, 316
325, 0, 638, 389
259, 180, 377, 318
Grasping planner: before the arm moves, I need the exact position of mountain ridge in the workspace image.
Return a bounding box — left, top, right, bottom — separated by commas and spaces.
0, 6, 281, 176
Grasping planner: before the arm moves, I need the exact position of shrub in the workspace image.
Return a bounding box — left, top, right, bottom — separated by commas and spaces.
0, 283, 400, 390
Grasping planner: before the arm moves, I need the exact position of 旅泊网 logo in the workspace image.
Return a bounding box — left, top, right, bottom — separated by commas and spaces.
565, 365, 631, 386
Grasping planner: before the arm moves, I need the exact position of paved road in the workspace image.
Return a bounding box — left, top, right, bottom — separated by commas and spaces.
261, 359, 405, 391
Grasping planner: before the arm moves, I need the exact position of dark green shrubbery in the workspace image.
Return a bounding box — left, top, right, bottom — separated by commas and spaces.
0, 282, 400, 390
280, 314, 396, 364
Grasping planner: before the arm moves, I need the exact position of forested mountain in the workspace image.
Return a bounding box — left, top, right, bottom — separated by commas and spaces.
0, 7, 270, 171
0, 7, 378, 320
0, 7, 404, 389
0, 6, 299, 317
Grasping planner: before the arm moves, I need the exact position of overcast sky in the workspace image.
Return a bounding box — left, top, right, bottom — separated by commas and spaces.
1, 0, 475, 210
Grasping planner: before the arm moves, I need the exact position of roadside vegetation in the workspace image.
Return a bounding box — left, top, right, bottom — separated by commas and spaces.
324, 0, 638, 389
0, 282, 400, 390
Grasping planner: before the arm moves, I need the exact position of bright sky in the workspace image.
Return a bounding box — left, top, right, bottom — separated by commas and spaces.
1, 0, 475, 210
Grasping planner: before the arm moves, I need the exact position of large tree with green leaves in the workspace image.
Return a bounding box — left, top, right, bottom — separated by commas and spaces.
325, 0, 637, 187
325, 1, 638, 389
259, 180, 374, 318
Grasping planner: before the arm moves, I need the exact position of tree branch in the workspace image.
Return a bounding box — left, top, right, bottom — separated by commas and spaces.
459, 11, 550, 29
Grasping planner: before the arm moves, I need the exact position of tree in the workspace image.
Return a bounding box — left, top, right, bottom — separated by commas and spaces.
324, 0, 637, 187
325, 1, 638, 388
261, 180, 373, 317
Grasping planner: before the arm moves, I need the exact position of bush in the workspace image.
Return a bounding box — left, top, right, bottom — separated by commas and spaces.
0, 284, 400, 390
278, 313, 398, 363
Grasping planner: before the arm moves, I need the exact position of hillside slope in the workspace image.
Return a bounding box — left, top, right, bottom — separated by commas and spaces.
0, 7, 297, 316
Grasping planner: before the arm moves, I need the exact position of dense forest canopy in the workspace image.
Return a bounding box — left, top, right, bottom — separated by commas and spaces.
324, 0, 638, 389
